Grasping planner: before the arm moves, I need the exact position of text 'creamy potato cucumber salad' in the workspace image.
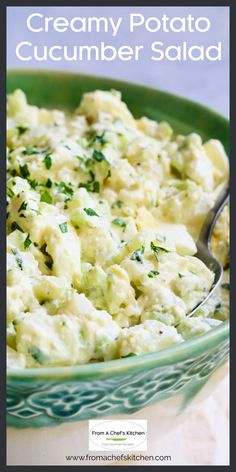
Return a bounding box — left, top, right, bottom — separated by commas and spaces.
7, 89, 229, 369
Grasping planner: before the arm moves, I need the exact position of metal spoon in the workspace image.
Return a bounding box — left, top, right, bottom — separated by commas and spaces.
187, 184, 229, 318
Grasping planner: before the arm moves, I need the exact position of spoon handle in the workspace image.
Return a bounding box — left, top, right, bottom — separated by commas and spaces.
198, 185, 229, 248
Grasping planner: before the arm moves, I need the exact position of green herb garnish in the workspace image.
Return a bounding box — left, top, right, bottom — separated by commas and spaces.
24, 234, 32, 249
7, 187, 15, 198
40, 191, 52, 204
43, 154, 52, 170
150, 241, 170, 261
56, 181, 74, 197
17, 126, 28, 135
111, 200, 123, 209
46, 178, 52, 188
148, 270, 160, 278
11, 221, 24, 233
83, 208, 99, 217
131, 246, 145, 263
79, 180, 100, 193
89, 132, 107, 146
28, 179, 38, 189
92, 150, 107, 162
112, 218, 126, 229
19, 164, 30, 178
18, 201, 27, 213
22, 145, 39, 155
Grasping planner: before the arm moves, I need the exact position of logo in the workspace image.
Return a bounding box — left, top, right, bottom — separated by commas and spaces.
89, 419, 147, 451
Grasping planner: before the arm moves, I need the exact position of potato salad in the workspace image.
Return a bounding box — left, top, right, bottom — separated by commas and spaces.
7, 89, 229, 369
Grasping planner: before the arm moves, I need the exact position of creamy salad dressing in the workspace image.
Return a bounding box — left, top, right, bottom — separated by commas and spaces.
6, 89, 229, 368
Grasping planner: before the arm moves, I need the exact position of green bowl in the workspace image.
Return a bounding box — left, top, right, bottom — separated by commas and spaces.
7, 70, 229, 429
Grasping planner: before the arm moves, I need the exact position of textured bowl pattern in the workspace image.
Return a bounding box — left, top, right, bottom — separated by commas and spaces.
7, 336, 229, 428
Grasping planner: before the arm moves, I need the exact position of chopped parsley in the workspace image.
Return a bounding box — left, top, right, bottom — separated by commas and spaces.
29, 179, 38, 189
11, 221, 24, 233
82, 157, 92, 168
56, 181, 74, 197
11, 248, 23, 270
150, 241, 170, 261
83, 208, 99, 217
19, 164, 30, 178
9, 169, 17, 177
79, 174, 100, 193
83, 149, 109, 169
76, 155, 86, 164
112, 218, 126, 229
18, 201, 27, 213
92, 150, 107, 162
131, 246, 145, 263
111, 200, 123, 209
40, 191, 52, 204
24, 234, 32, 249
16, 126, 28, 135
89, 132, 107, 146
7, 187, 15, 198
59, 222, 68, 233
22, 145, 39, 155
43, 154, 52, 170
148, 270, 160, 278
46, 178, 52, 188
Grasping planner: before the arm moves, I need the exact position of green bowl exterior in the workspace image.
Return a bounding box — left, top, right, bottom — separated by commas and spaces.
7, 70, 230, 428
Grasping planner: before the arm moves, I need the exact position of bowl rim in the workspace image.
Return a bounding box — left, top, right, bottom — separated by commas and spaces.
7, 69, 230, 381
8, 321, 229, 380
7, 68, 229, 124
